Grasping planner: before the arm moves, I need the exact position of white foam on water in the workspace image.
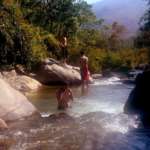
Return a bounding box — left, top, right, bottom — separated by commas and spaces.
104, 115, 138, 134
40, 112, 51, 118
92, 76, 122, 86
68, 97, 123, 118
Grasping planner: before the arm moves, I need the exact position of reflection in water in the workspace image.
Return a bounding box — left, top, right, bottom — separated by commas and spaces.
81, 83, 89, 96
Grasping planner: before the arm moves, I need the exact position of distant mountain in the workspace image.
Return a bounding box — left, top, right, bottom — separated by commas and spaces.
92, 0, 147, 37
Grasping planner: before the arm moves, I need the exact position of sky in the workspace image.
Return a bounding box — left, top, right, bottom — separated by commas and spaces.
85, 0, 102, 4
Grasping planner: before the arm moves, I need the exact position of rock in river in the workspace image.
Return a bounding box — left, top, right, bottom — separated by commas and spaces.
0, 78, 37, 121
0, 118, 8, 129
35, 58, 81, 85
1, 70, 41, 93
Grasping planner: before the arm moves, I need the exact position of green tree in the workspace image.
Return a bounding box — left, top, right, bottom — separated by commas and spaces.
0, 2, 49, 69
107, 22, 126, 51
136, 0, 150, 50
75, 0, 96, 26
19, 0, 80, 37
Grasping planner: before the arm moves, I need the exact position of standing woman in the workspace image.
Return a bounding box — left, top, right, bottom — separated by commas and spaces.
80, 51, 90, 84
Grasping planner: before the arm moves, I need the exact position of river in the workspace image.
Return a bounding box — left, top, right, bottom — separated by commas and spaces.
28, 77, 132, 117
1, 76, 150, 150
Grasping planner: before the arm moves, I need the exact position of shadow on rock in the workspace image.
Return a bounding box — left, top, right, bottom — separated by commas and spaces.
124, 65, 150, 128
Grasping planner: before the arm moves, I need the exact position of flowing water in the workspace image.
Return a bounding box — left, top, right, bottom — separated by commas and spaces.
1, 76, 150, 150
28, 77, 132, 118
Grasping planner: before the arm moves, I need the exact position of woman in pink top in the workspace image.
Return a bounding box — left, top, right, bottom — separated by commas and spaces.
80, 51, 90, 83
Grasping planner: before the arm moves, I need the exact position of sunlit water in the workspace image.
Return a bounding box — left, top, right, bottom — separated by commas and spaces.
28, 77, 130, 116
25, 77, 137, 139
28, 76, 134, 132
2, 76, 150, 150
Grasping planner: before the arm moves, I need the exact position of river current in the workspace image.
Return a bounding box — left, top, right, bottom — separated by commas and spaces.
1, 76, 150, 150
28, 77, 132, 118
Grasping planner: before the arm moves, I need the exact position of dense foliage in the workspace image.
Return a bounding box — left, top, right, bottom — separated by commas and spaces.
135, 0, 150, 57
0, 0, 149, 72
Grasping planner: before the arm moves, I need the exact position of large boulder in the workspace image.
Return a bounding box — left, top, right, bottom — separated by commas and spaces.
35, 59, 82, 85
124, 69, 150, 127
0, 78, 37, 121
124, 70, 150, 115
1, 70, 41, 93
0, 118, 8, 129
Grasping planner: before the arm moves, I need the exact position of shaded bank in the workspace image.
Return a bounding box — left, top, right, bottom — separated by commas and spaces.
124, 68, 150, 127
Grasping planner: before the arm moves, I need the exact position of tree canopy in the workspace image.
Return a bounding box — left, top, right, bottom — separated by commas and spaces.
136, 0, 150, 48
0, 0, 149, 72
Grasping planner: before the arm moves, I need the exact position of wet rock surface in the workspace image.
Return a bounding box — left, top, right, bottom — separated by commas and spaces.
35, 58, 81, 85
0, 119, 8, 130
0, 70, 41, 93
124, 70, 150, 127
0, 78, 37, 121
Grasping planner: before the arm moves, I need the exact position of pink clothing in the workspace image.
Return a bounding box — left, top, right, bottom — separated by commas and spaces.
80, 56, 90, 81
81, 64, 89, 81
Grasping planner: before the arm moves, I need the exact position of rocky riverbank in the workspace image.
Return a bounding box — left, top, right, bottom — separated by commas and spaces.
0, 70, 41, 93
0, 58, 84, 130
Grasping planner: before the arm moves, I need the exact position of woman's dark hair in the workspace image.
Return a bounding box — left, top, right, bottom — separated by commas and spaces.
80, 51, 84, 56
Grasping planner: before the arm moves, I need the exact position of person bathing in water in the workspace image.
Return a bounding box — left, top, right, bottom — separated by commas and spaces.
56, 84, 73, 110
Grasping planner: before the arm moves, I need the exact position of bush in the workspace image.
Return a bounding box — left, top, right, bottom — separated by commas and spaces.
20, 23, 48, 68
0, 5, 60, 70
87, 48, 106, 73
101, 51, 122, 70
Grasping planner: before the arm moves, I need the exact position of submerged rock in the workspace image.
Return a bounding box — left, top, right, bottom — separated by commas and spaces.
1, 111, 146, 150
0, 78, 37, 121
35, 58, 81, 85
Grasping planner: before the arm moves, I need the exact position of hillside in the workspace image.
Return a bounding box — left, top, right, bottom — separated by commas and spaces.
92, 0, 147, 37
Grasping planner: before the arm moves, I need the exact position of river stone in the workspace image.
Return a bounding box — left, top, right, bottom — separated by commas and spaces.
0, 118, 8, 129
36, 58, 82, 85
6, 75, 42, 93
0, 78, 37, 121
1, 70, 41, 92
